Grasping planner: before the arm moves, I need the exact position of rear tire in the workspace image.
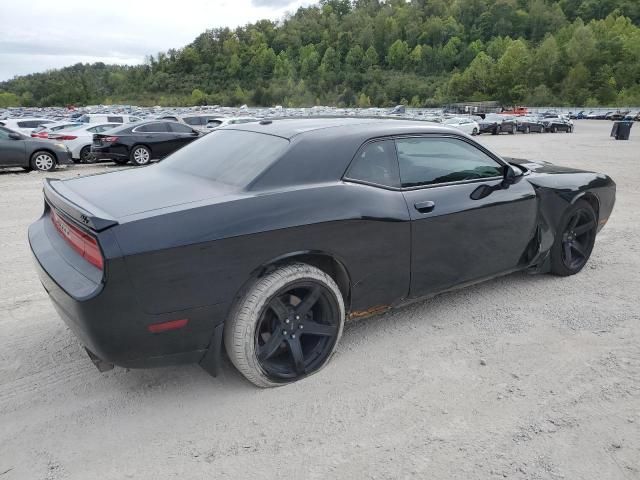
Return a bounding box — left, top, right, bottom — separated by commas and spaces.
224, 263, 345, 388
30, 151, 56, 172
80, 146, 95, 163
550, 200, 597, 277
130, 145, 151, 166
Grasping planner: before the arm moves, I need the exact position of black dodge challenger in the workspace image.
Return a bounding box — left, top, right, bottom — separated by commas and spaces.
29, 118, 615, 387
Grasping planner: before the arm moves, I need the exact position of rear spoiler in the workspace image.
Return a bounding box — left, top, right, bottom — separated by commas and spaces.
43, 178, 118, 232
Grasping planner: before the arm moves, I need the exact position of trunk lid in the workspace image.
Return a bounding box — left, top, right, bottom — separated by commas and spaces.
52, 166, 237, 220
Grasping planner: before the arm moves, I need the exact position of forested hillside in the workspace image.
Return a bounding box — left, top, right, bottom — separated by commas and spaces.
1, 0, 639, 108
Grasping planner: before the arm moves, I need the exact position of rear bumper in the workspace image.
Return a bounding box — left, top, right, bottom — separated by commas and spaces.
28, 212, 223, 370
56, 149, 73, 165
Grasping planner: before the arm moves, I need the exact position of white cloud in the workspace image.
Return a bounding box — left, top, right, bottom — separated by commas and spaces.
0, 0, 316, 81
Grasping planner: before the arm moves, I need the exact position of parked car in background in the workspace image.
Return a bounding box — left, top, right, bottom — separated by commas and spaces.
542, 116, 574, 133
516, 116, 545, 133
49, 123, 120, 163
31, 121, 82, 138
0, 126, 72, 171
77, 114, 142, 124
610, 111, 630, 121
205, 117, 259, 131
91, 120, 202, 166
28, 118, 616, 387
442, 117, 479, 135
623, 111, 639, 121
0, 118, 56, 136
478, 114, 517, 135
158, 114, 225, 132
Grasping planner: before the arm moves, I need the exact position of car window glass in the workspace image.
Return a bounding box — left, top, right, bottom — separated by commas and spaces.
160, 130, 289, 187
161, 116, 178, 122
183, 117, 203, 126
136, 122, 169, 133
396, 137, 503, 188
168, 122, 195, 133
207, 120, 222, 127
87, 126, 99, 133
107, 116, 123, 123
0, 128, 11, 140
346, 140, 400, 188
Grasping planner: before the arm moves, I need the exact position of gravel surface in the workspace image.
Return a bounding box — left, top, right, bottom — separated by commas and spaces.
0, 121, 638, 479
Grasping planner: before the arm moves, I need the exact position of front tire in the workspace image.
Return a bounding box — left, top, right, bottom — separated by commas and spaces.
224, 263, 345, 388
130, 145, 151, 166
550, 200, 597, 276
30, 151, 56, 172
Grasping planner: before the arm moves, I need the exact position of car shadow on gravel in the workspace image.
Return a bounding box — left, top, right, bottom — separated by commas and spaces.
96, 270, 558, 396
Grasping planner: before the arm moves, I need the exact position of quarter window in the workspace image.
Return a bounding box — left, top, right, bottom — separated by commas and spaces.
107, 116, 123, 123
395, 137, 503, 188
346, 140, 400, 188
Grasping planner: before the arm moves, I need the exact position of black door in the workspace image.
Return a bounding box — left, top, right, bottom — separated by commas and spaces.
395, 135, 538, 298
133, 122, 175, 158
0, 127, 27, 167
167, 122, 200, 154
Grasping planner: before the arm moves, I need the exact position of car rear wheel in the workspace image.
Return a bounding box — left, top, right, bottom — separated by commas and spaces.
80, 146, 95, 163
550, 200, 597, 276
224, 263, 345, 387
30, 151, 56, 172
130, 145, 151, 166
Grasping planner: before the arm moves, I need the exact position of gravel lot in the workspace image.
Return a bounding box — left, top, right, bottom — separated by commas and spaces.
0, 120, 638, 479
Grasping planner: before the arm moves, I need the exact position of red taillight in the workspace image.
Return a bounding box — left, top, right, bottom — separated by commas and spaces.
50, 134, 77, 140
147, 319, 189, 333
50, 210, 104, 270
104, 136, 118, 143
32, 132, 48, 138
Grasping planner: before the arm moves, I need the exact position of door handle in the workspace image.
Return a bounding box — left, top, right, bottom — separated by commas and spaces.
414, 201, 435, 213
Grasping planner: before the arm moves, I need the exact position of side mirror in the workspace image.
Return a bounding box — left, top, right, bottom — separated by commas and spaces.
470, 184, 495, 200
501, 165, 523, 188
8, 132, 22, 140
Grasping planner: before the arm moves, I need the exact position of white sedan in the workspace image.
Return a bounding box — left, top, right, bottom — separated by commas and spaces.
442, 117, 480, 136
48, 123, 119, 163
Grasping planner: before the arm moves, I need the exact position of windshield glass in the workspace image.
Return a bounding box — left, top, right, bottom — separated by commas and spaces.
159, 129, 289, 187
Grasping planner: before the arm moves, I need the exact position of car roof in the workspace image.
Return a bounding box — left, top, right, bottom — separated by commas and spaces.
227, 117, 452, 140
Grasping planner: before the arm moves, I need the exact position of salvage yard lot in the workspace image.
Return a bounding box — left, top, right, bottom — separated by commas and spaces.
0, 120, 638, 479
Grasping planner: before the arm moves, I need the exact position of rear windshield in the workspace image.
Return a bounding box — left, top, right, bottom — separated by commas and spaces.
159, 129, 289, 187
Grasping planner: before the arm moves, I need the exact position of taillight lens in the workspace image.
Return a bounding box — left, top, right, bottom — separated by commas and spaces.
50, 210, 104, 270
50, 134, 77, 140
104, 136, 119, 143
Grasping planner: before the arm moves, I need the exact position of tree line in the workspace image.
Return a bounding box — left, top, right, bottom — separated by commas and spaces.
1, 0, 639, 108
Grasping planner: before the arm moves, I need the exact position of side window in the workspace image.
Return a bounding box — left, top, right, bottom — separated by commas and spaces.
129, 117, 141, 123
183, 117, 203, 126
168, 122, 195, 134
136, 122, 169, 133
87, 126, 100, 133
107, 116, 123, 123
396, 137, 503, 188
0, 128, 11, 140
206, 120, 222, 127
346, 140, 400, 188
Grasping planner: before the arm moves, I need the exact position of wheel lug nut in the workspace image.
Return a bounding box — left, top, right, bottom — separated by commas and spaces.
285, 319, 290, 323
291, 334, 296, 339
299, 324, 303, 329
283, 331, 288, 335
295, 315, 300, 320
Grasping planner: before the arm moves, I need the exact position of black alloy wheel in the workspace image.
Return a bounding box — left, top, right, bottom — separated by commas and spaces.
255, 281, 340, 381
551, 200, 597, 276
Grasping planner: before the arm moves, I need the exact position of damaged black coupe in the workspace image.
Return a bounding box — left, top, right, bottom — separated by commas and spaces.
29, 118, 615, 387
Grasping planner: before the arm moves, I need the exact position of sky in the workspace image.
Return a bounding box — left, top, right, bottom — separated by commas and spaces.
0, 0, 316, 81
